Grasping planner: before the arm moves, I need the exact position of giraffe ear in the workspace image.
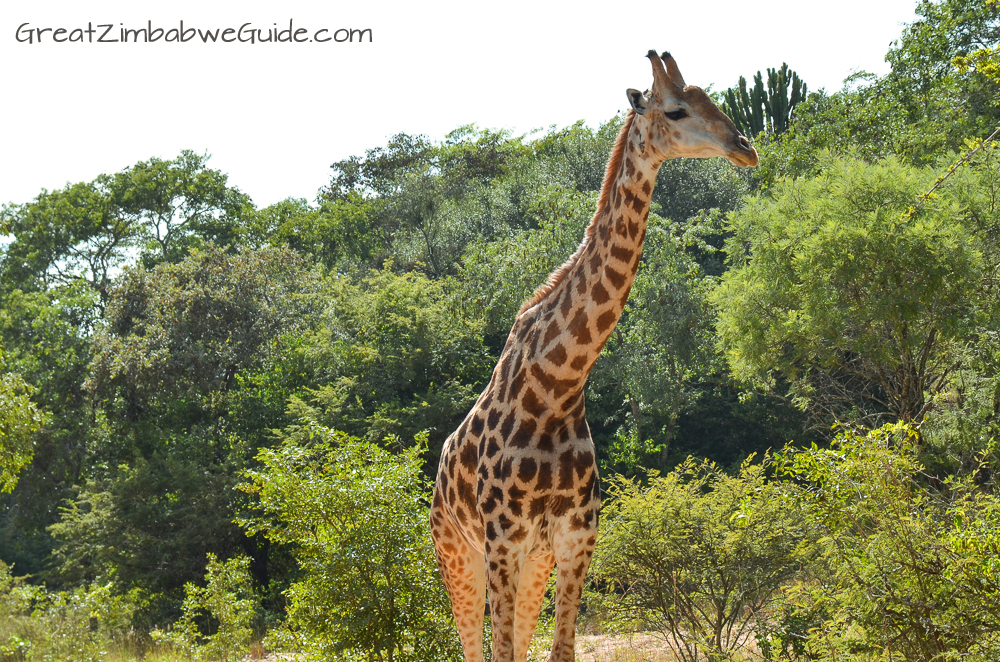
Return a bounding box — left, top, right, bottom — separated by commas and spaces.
626, 88, 647, 115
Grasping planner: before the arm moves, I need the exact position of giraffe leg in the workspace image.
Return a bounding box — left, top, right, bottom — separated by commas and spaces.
432, 504, 487, 662
548, 520, 598, 662
486, 543, 525, 662
513, 551, 556, 662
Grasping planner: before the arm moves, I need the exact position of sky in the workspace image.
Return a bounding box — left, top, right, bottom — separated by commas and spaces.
2, 0, 920, 210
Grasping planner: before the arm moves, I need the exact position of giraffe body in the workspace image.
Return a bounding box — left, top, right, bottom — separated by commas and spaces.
431, 51, 758, 662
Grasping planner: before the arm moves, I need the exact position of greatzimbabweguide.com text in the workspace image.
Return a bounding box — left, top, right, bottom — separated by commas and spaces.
15, 20, 372, 44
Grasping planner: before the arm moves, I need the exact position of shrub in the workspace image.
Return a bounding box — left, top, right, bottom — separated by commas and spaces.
240, 424, 461, 662
152, 553, 258, 662
592, 457, 814, 662
777, 423, 1000, 661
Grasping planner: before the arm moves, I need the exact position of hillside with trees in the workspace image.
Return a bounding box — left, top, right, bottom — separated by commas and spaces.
1, 1, 998, 660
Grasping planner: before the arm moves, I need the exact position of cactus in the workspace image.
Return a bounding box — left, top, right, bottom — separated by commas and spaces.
722, 63, 807, 137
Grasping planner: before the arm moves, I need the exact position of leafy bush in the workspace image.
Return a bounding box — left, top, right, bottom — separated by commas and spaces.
592, 457, 814, 662
777, 423, 1000, 661
152, 554, 258, 662
241, 424, 461, 662
0, 561, 141, 662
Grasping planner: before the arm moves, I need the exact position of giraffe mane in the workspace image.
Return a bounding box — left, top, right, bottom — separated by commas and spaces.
518, 110, 637, 315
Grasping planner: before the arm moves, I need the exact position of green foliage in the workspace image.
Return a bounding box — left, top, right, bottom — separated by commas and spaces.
715, 153, 985, 428
591, 215, 720, 472
0, 560, 143, 662
241, 425, 461, 662
592, 457, 813, 662
777, 423, 1000, 661
0, 283, 100, 577
152, 554, 258, 662
722, 64, 807, 137
0, 357, 48, 493
290, 266, 490, 457
0, 151, 250, 298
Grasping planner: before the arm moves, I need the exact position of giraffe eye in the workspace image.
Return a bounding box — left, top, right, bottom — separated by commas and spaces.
665, 109, 688, 121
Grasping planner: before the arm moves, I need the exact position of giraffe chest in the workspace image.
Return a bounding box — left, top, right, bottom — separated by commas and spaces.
435, 379, 600, 551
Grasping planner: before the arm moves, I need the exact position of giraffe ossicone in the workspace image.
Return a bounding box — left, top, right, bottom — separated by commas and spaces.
431, 50, 757, 662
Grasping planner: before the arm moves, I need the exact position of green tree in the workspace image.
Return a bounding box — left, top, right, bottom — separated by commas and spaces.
49, 246, 311, 599
241, 425, 461, 662
289, 266, 490, 460
154, 553, 259, 662
714, 153, 983, 429
0, 284, 99, 577
0, 152, 251, 300
0, 354, 48, 493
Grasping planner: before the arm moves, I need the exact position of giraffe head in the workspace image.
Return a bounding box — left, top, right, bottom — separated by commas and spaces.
626, 51, 758, 167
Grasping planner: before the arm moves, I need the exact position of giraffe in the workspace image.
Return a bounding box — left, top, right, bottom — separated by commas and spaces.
430, 50, 758, 662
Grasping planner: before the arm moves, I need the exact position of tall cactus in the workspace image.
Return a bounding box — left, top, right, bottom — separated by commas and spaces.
722, 63, 807, 137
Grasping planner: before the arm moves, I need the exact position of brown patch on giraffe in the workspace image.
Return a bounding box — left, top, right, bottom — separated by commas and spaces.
567, 308, 592, 345
486, 438, 500, 458
522, 388, 547, 418
575, 416, 589, 439
642, 180, 652, 196
545, 343, 568, 366
500, 412, 516, 439
457, 474, 477, 512
630, 193, 645, 214
550, 494, 574, 517
536, 462, 553, 490
542, 323, 561, 350
511, 418, 537, 448
569, 355, 588, 371
518, 457, 538, 482
528, 496, 547, 518
591, 280, 611, 305
558, 450, 577, 489
624, 158, 635, 178
610, 244, 633, 264
439, 470, 449, 490
589, 251, 602, 276
509, 526, 527, 543
510, 367, 526, 401
605, 266, 626, 289
459, 442, 478, 471
615, 215, 629, 237
575, 451, 594, 478
537, 433, 554, 452
487, 408, 501, 430
628, 218, 640, 239
486, 521, 497, 540
596, 310, 617, 334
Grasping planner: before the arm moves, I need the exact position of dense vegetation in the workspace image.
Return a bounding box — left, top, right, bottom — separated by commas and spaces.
1, 1, 998, 660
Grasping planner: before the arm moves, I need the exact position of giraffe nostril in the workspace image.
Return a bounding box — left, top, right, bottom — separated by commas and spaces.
738, 136, 752, 150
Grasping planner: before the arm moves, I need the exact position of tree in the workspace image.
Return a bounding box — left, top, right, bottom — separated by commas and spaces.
49, 246, 311, 599
714, 153, 984, 429
241, 425, 461, 662
0, 354, 48, 493
288, 266, 490, 461
0, 152, 251, 301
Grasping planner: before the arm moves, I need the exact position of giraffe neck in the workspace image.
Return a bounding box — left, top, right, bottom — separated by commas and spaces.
506, 113, 661, 413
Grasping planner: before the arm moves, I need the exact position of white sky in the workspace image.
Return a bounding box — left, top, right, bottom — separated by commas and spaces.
2, 0, 919, 209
